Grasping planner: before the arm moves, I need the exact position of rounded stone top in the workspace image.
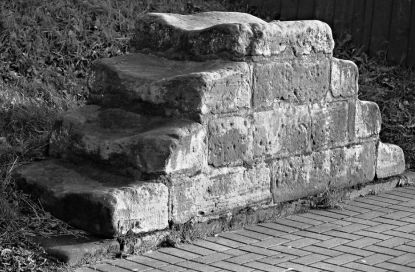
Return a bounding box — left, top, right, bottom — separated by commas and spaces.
131, 11, 334, 61
146, 11, 267, 31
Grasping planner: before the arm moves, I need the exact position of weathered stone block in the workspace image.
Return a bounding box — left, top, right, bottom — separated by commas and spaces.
351, 100, 381, 141
131, 12, 334, 60
344, 141, 377, 185
271, 150, 330, 202
253, 103, 311, 158
253, 57, 330, 109
50, 106, 207, 175
137, 122, 207, 174
208, 116, 253, 167
376, 142, 405, 178
14, 160, 169, 237
310, 101, 349, 150
330, 58, 359, 99
170, 163, 271, 224
271, 141, 376, 203
90, 53, 251, 117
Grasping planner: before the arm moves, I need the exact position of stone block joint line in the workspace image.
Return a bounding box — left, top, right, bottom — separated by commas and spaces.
12, 11, 409, 269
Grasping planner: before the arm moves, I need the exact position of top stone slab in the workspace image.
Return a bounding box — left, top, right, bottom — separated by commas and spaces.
131, 12, 334, 61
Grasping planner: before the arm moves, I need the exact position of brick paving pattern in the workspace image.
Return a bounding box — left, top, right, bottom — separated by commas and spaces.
77, 186, 415, 272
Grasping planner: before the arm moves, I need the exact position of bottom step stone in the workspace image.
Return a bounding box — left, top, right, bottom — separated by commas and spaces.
376, 142, 406, 179
14, 160, 169, 237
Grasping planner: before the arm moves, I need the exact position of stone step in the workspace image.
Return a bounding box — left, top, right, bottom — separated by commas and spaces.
90, 53, 251, 118
376, 142, 406, 178
130, 11, 334, 60
89, 52, 362, 119
49, 105, 207, 175
14, 159, 169, 237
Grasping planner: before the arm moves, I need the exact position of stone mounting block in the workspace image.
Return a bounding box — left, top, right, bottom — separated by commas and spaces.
14, 12, 406, 240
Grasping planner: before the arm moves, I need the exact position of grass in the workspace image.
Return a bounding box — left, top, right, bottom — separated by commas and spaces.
0, 1, 414, 271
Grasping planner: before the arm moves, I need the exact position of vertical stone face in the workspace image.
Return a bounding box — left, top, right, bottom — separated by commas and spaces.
253, 103, 311, 159
14, 160, 169, 237
170, 163, 271, 224
345, 141, 377, 186
111, 183, 169, 235
201, 62, 252, 115
208, 116, 253, 167
136, 123, 208, 174
310, 101, 349, 150
331, 58, 359, 99
376, 142, 406, 178
270, 141, 376, 203
270, 150, 330, 202
253, 57, 330, 109
352, 100, 382, 141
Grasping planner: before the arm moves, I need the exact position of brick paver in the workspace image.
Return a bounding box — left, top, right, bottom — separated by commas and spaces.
311, 261, 355, 272
344, 262, 388, 272
323, 254, 361, 265
226, 253, 264, 264
259, 254, 296, 265
77, 186, 415, 272
333, 245, 374, 257
359, 253, 394, 265
236, 229, 273, 241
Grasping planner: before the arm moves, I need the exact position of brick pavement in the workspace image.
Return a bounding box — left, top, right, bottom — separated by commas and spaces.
77, 186, 415, 272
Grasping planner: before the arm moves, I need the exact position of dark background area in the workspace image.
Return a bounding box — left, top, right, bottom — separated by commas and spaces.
241, 0, 415, 66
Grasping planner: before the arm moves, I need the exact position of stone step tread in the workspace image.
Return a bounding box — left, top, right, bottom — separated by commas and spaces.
50, 105, 206, 175
14, 159, 169, 237
90, 53, 251, 116
90, 54, 361, 118
131, 11, 334, 60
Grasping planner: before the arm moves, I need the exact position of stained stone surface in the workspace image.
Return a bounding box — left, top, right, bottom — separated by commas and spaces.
131, 12, 334, 60
208, 115, 253, 167
253, 103, 311, 158
90, 53, 251, 117
170, 163, 271, 224
353, 100, 382, 141
330, 58, 359, 99
253, 56, 331, 109
376, 142, 406, 179
310, 101, 349, 150
271, 141, 377, 203
50, 105, 207, 175
14, 160, 169, 237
